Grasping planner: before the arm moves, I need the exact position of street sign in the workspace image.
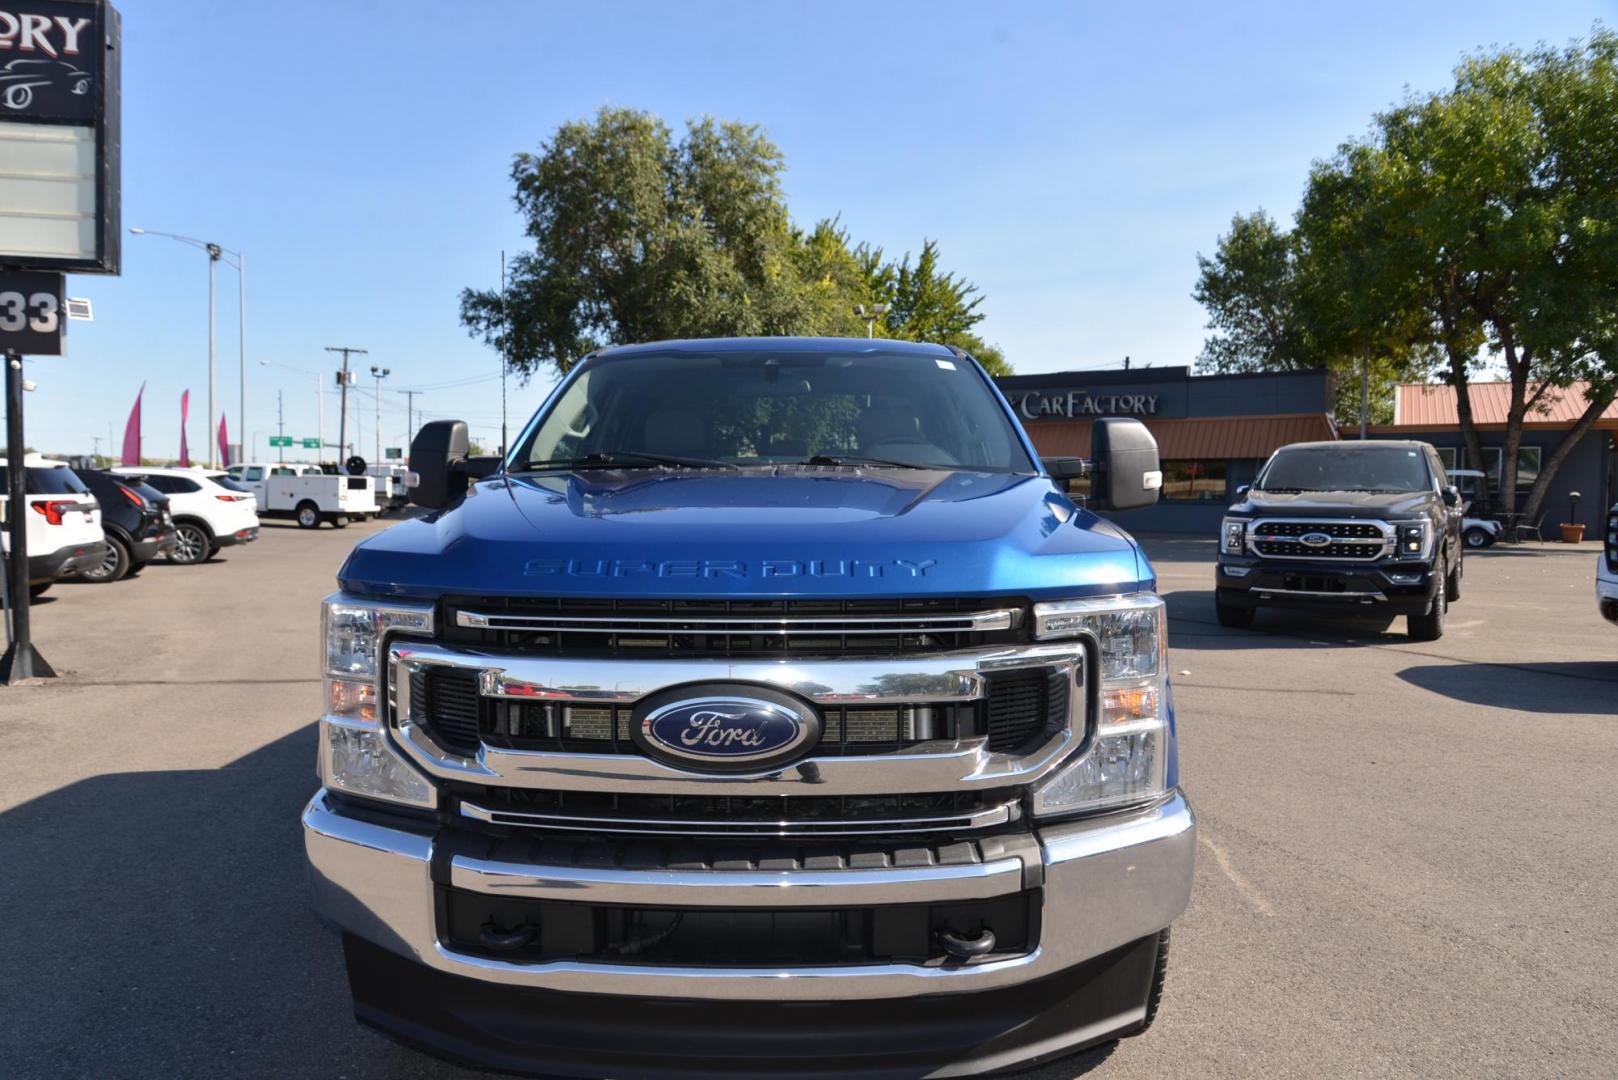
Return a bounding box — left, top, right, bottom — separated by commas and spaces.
268, 435, 292, 447
0, 270, 64, 355
384, 446, 402, 459
301, 437, 320, 449
0, 0, 123, 275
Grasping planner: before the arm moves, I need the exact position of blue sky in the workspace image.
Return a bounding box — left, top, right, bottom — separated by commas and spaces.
21, 0, 1614, 461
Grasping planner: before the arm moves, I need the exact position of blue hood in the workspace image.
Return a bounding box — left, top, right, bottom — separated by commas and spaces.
339, 468, 1150, 601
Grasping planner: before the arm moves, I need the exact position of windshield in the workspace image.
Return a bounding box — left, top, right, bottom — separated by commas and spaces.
1257, 445, 1433, 493
515, 349, 1033, 473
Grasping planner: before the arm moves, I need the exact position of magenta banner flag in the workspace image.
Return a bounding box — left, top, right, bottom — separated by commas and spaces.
179, 390, 191, 467
120, 383, 144, 465
217, 414, 231, 468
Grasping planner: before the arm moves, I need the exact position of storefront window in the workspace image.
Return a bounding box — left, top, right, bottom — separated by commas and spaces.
1161, 460, 1228, 501
1435, 447, 1457, 472
1479, 446, 1541, 486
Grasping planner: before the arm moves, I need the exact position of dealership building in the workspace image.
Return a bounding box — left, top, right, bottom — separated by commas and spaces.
995, 367, 1618, 533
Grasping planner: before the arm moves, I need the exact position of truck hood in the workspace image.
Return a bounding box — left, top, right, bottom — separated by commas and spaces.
339, 467, 1149, 600
1231, 489, 1435, 518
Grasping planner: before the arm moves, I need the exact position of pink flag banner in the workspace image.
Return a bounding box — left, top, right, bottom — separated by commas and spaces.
120, 383, 144, 465
217, 414, 231, 469
179, 390, 191, 467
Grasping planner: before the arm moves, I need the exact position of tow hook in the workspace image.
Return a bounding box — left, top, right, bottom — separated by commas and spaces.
938, 927, 997, 960
478, 921, 537, 952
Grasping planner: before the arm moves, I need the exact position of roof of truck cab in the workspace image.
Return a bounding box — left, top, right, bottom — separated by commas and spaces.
592, 337, 959, 360
1275, 439, 1432, 451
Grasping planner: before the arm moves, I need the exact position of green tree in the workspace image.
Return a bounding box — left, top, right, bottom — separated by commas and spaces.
461, 108, 1011, 379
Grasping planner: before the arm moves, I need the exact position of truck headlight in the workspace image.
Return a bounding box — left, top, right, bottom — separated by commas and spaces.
1220, 517, 1246, 555
1392, 520, 1431, 559
1030, 593, 1171, 817
320, 594, 437, 809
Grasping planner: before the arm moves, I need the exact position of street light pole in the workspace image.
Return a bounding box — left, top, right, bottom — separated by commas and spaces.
206, 243, 219, 466
370, 365, 391, 467
853, 302, 889, 338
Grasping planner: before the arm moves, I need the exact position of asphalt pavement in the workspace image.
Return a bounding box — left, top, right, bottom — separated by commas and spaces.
1, 521, 1614, 1079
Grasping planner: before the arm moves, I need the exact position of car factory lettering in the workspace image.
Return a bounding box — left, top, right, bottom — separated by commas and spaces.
1015, 391, 1159, 420
0, 10, 93, 58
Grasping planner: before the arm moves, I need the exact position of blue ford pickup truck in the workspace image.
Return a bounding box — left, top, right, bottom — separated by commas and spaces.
303, 337, 1196, 1077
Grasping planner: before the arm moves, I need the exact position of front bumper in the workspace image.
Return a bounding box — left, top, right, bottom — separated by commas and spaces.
304, 788, 1195, 1075
1217, 555, 1439, 614
27, 540, 108, 584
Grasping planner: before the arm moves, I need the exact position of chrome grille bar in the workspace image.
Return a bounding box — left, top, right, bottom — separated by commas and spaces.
456, 608, 1018, 634
1247, 518, 1394, 561
459, 799, 1017, 837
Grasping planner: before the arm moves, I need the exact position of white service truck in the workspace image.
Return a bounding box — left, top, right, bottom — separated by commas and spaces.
230, 463, 379, 529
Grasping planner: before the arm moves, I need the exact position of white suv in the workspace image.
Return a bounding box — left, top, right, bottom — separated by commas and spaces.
1, 455, 106, 598
112, 466, 260, 565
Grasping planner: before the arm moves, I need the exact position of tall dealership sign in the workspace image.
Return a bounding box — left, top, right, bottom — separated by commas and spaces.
0, 0, 120, 683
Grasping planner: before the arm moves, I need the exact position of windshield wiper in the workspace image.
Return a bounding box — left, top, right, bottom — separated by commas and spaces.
520, 451, 737, 471
796, 454, 933, 470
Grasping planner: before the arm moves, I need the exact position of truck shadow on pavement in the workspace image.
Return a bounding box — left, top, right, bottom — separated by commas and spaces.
0, 724, 481, 1080
0, 725, 1117, 1080
1396, 661, 1618, 715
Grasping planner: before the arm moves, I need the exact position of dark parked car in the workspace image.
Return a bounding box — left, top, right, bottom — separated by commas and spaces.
1216, 440, 1464, 640
73, 470, 176, 583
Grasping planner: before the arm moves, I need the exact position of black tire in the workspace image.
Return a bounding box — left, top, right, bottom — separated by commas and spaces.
1464, 526, 1494, 549
1125, 929, 1172, 1037
28, 582, 51, 599
295, 501, 321, 529
331, 514, 350, 528
1215, 594, 1255, 629
1408, 562, 1447, 641
79, 536, 130, 583
1445, 553, 1462, 602
169, 521, 213, 565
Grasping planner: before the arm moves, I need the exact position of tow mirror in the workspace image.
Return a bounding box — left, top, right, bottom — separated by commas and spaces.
1090, 417, 1161, 511
407, 420, 471, 509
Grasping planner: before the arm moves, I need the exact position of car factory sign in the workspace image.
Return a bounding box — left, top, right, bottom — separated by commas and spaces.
1012, 390, 1161, 420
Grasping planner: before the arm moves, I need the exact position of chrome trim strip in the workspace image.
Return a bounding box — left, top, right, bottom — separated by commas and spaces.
1253, 587, 1386, 601
458, 799, 1015, 836
457, 608, 1018, 633
302, 788, 1195, 1001
388, 640, 1089, 795
1246, 517, 1394, 561
448, 850, 1027, 906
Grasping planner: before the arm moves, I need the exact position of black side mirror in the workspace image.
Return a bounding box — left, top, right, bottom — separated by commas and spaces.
408, 420, 471, 509
1090, 417, 1161, 511
1442, 486, 1460, 507
1041, 456, 1089, 481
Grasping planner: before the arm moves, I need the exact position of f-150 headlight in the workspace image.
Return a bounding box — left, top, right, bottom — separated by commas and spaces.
320, 594, 437, 808
1030, 593, 1171, 816
1392, 520, 1431, 559
1220, 517, 1246, 555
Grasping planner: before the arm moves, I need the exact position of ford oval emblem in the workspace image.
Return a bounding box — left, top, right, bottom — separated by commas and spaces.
632, 684, 820, 774
1299, 531, 1333, 548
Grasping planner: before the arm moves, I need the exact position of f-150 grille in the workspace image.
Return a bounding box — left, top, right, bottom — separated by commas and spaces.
441, 595, 1025, 658
415, 665, 1068, 759
1250, 519, 1391, 561
1606, 507, 1618, 573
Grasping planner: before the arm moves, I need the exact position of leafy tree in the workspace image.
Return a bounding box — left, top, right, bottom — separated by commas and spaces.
462, 108, 1010, 379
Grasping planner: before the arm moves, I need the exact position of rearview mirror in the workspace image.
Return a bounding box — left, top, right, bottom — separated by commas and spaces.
1442, 486, 1460, 507
407, 420, 470, 509
1090, 418, 1161, 511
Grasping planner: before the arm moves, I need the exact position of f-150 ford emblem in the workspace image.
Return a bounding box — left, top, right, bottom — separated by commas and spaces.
632, 685, 820, 774
1299, 532, 1333, 548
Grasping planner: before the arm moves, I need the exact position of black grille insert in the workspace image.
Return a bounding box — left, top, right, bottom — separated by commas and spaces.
415, 667, 482, 756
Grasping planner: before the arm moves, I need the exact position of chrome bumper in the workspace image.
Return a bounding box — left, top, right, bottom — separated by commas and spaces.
303, 787, 1195, 1003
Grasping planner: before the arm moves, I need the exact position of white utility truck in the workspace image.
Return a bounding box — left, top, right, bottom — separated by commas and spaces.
229, 463, 379, 529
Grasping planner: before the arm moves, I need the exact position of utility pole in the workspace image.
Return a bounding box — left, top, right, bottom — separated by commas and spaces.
397, 389, 420, 449
276, 389, 285, 464
92, 435, 102, 466
326, 346, 367, 460
369, 365, 391, 467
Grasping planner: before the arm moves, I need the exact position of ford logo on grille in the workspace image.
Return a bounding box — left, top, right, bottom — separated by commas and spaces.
1299, 531, 1334, 548
632, 684, 820, 774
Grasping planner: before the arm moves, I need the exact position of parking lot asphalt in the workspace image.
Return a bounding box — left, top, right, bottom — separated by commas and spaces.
1, 520, 1614, 1079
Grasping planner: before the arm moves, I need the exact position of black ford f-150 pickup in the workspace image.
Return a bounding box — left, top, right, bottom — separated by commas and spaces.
1215, 440, 1463, 640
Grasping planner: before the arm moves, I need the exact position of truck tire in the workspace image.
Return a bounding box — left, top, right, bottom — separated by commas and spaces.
1463, 525, 1494, 549
1408, 562, 1447, 641
80, 536, 130, 582
1445, 554, 1462, 602
1215, 593, 1255, 629
1125, 928, 1172, 1037
331, 514, 350, 528
169, 520, 213, 564
296, 501, 321, 529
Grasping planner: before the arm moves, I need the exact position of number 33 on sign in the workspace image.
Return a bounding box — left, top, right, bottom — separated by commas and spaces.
0, 271, 65, 356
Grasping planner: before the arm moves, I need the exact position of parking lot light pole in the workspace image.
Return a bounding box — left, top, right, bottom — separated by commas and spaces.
369, 366, 391, 468
129, 228, 246, 467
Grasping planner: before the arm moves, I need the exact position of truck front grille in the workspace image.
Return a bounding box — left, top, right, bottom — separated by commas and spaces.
441, 595, 1025, 658
416, 665, 1068, 760
1249, 519, 1391, 561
